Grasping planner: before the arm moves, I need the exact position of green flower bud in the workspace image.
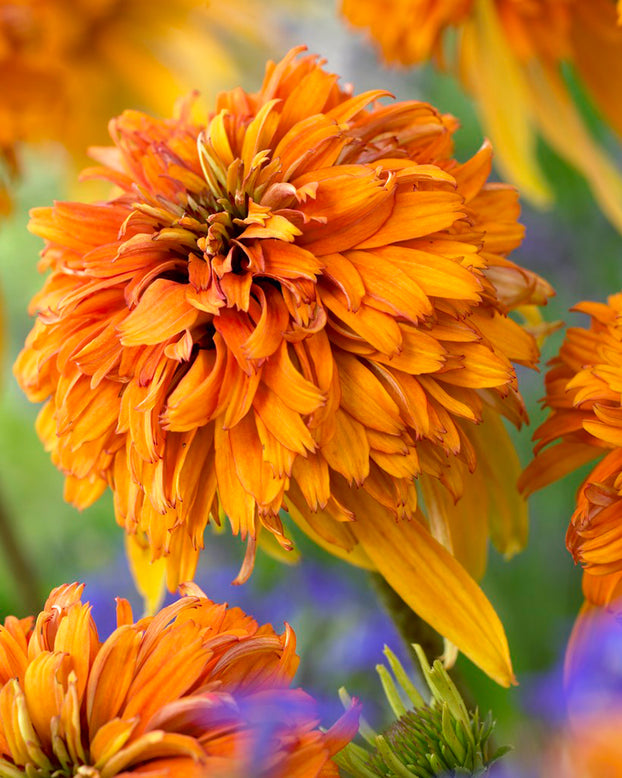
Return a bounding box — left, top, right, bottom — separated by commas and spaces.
335, 645, 510, 777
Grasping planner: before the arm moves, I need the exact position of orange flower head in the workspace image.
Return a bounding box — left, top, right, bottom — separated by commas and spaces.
341, 0, 622, 234
0, 582, 358, 777
520, 294, 622, 665
15, 47, 554, 686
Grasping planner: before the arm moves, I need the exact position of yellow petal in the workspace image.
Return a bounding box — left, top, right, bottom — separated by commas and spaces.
465, 409, 528, 559
527, 61, 622, 235
461, 0, 552, 207
90, 718, 137, 768
350, 491, 515, 686
420, 473, 488, 582
125, 533, 166, 617
285, 486, 374, 569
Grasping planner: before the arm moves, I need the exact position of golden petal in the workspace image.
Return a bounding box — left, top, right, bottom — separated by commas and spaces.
350, 491, 515, 686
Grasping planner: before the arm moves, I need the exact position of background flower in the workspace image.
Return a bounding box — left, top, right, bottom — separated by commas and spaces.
0, 581, 359, 777
340, 0, 622, 235
539, 607, 622, 777
520, 292, 622, 662
0, 0, 292, 213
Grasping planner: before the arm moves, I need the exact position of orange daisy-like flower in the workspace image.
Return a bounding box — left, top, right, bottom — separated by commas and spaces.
15, 47, 553, 686
340, 0, 622, 234
520, 294, 622, 666
0, 581, 358, 777
0, 0, 276, 213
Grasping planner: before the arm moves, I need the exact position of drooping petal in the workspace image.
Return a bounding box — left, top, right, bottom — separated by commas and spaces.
349, 490, 515, 687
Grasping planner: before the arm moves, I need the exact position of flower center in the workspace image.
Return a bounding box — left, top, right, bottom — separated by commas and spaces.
196, 120, 287, 258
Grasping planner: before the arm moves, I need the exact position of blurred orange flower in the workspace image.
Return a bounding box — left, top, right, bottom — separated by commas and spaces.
0, 0, 278, 213
0, 582, 358, 777
15, 47, 553, 686
520, 293, 622, 670
543, 712, 622, 778
341, 0, 622, 234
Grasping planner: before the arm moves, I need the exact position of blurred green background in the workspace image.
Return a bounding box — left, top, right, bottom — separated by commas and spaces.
1, 1, 621, 771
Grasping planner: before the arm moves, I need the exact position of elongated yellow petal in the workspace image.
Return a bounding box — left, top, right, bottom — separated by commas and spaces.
461, 0, 552, 207
527, 61, 622, 235
285, 491, 375, 570
125, 533, 166, 617
465, 409, 528, 559
350, 493, 515, 687
420, 473, 488, 583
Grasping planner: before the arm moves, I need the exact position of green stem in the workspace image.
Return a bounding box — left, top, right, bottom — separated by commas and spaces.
369, 572, 442, 663
368, 572, 476, 710
0, 481, 40, 614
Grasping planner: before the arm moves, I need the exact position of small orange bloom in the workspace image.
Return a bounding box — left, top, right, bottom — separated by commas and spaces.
520, 294, 622, 671
341, 0, 622, 234
543, 712, 622, 778
0, 582, 358, 777
15, 47, 553, 686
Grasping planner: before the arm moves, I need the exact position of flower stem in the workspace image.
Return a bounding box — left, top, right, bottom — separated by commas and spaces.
368, 572, 476, 709
0, 481, 40, 614
369, 571, 442, 662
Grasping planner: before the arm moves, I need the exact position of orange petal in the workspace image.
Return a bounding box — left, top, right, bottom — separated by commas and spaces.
321, 410, 370, 486
519, 442, 601, 497
87, 627, 142, 736
119, 280, 199, 346
355, 189, 466, 249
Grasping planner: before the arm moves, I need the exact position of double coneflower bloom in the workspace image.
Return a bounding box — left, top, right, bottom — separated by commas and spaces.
341, 0, 622, 234
0, 582, 358, 777
0, 0, 275, 212
15, 47, 553, 686
520, 294, 622, 666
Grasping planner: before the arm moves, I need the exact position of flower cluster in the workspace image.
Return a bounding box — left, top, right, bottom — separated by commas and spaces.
14, 46, 554, 685
4, 3, 622, 775
340, 0, 622, 233
0, 582, 359, 777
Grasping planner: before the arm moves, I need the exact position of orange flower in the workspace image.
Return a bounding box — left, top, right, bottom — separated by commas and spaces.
0, 582, 358, 777
340, 0, 622, 234
15, 47, 553, 686
520, 294, 622, 670
543, 712, 622, 778
0, 0, 278, 212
